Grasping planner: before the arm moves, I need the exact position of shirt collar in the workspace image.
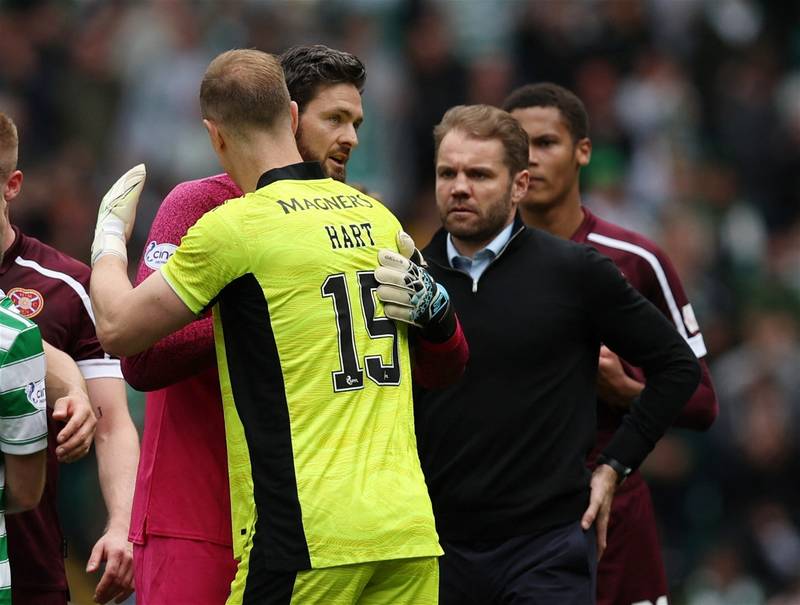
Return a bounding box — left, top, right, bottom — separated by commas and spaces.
256, 161, 327, 189
570, 206, 595, 242
447, 221, 515, 266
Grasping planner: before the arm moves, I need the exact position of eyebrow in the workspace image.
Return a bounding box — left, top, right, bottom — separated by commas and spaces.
324, 106, 363, 121
436, 163, 495, 172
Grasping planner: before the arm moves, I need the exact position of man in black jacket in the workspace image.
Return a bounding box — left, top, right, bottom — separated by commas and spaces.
376, 104, 700, 605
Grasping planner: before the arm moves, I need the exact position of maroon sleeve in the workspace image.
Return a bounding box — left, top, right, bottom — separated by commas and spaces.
412, 316, 469, 389
64, 263, 108, 363
634, 247, 719, 431
675, 358, 717, 429
121, 177, 241, 391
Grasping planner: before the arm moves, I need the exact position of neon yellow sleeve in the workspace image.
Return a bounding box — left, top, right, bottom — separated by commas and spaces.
161, 206, 246, 314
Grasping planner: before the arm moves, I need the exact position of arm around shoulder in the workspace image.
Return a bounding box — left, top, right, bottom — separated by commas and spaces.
121, 316, 216, 391
91, 257, 196, 357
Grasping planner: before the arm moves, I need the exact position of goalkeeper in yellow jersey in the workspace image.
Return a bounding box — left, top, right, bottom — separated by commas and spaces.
89, 49, 461, 605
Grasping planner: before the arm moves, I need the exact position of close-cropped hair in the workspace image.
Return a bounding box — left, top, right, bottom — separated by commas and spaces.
434, 105, 529, 175
502, 82, 590, 142
280, 45, 366, 113
200, 49, 291, 134
0, 112, 19, 179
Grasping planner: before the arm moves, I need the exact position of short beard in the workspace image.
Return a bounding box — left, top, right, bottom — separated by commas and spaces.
295, 125, 346, 182
442, 185, 514, 245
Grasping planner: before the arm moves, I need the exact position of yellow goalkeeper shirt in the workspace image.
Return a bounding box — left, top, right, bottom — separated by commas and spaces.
161, 162, 441, 571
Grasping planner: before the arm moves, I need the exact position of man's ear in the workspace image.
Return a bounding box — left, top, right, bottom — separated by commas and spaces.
203, 119, 225, 154
3, 170, 23, 202
290, 101, 299, 135
575, 137, 592, 168
510, 169, 530, 204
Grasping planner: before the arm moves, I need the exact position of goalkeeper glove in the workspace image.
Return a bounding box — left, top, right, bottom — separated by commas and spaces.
375, 231, 456, 342
91, 164, 146, 266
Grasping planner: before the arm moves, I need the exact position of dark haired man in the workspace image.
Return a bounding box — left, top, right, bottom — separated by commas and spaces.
92, 48, 458, 605
503, 82, 718, 605
120, 45, 466, 604
281, 44, 365, 182
390, 104, 701, 604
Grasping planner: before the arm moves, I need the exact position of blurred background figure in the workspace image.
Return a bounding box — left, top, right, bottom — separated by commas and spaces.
0, 0, 798, 603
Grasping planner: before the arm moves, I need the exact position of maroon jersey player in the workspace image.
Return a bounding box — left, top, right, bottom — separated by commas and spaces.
504, 84, 718, 605
0, 112, 139, 605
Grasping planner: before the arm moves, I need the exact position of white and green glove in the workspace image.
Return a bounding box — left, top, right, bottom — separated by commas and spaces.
91, 164, 146, 266
375, 231, 455, 342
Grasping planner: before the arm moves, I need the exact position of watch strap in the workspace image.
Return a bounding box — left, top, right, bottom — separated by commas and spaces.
596, 454, 632, 486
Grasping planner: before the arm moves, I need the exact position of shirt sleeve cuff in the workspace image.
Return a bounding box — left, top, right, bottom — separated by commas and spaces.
77, 358, 123, 380
417, 317, 464, 352
1, 433, 48, 456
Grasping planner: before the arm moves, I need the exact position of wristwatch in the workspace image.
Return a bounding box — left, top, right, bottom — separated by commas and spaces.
596, 454, 632, 486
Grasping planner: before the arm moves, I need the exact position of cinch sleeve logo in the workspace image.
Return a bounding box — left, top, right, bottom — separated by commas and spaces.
26, 379, 46, 409
144, 241, 178, 270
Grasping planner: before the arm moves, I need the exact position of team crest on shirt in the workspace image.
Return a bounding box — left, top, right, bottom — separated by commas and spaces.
144, 241, 178, 270
8, 287, 44, 318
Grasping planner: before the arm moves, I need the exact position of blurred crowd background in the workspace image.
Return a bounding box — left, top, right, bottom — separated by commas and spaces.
1, 0, 799, 603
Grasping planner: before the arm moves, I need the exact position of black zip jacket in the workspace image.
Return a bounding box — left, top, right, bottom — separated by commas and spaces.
414, 216, 701, 540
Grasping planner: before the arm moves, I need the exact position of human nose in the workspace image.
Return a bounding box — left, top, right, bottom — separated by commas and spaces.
340, 123, 358, 149
451, 171, 470, 196
528, 146, 538, 167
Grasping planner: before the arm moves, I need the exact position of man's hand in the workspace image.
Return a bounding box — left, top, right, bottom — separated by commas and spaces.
596, 345, 644, 410
52, 393, 96, 462
87, 525, 135, 604
91, 164, 146, 266
375, 231, 451, 330
581, 464, 618, 560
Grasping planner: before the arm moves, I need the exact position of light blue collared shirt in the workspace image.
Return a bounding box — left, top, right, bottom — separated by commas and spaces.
447, 222, 514, 287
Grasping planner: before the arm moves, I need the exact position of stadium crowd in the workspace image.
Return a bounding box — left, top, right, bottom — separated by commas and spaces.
0, 0, 799, 603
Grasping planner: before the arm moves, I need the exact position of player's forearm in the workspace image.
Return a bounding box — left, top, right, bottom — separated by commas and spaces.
89, 378, 138, 527
91, 255, 138, 355
412, 317, 469, 389
43, 341, 88, 407
121, 317, 216, 391
4, 450, 47, 513
95, 414, 138, 530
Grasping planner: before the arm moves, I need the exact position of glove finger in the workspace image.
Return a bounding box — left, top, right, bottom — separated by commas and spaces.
383, 303, 420, 326
102, 164, 146, 209
376, 284, 414, 307
378, 249, 412, 272
374, 266, 414, 288
396, 230, 428, 267
396, 231, 416, 260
